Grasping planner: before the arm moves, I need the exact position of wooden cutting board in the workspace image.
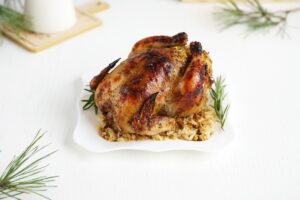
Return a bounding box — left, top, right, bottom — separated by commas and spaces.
3, 0, 109, 52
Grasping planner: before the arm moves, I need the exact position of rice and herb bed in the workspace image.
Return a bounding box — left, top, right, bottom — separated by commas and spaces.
98, 105, 218, 142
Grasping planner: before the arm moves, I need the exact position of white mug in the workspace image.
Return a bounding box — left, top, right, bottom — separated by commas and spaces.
24, 0, 77, 34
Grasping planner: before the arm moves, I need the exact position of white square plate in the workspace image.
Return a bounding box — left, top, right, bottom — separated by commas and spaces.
73, 71, 235, 153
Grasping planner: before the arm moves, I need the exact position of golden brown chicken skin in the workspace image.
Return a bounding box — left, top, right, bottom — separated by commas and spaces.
90, 32, 213, 136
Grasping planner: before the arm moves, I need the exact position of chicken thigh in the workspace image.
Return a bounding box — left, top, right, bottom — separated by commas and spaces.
90, 32, 213, 136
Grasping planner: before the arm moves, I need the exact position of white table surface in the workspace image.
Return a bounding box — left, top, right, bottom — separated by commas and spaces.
1, 0, 300, 199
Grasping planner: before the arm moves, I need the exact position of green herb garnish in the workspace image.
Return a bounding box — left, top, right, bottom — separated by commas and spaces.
0, 130, 58, 200
82, 88, 98, 115
210, 76, 230, 129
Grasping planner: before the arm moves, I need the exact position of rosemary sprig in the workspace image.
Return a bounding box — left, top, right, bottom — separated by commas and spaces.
0, 2, 29, 38
214, 0, 300, 36
0, 130, 58, 200
82, 88, 98, 115
210, 76, 230, 129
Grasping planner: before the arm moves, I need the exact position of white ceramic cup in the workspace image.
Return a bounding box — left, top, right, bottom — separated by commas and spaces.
24, 0, 77, 34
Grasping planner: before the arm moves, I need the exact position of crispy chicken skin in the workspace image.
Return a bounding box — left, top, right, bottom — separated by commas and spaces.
90, 32, 213, 136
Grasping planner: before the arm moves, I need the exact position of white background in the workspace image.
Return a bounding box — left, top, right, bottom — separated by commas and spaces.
1, 0, 300, 199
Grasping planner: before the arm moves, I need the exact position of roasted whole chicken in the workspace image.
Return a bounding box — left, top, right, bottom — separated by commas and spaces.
90, 32, 213, 136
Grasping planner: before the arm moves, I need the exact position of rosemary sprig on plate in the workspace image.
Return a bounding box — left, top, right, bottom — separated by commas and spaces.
213, 0, 300, 36
82, 88, 98, 115
0, 130, 58, 200
210, 76, 230, 129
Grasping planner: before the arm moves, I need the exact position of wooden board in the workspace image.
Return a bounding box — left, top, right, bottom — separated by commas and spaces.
3, 1, 109, 52
77, 0, 109, 14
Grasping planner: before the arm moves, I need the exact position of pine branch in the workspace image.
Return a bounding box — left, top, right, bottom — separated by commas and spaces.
0, 3, 29, 39
213, 0, 300, 36
0, 130, 58, 200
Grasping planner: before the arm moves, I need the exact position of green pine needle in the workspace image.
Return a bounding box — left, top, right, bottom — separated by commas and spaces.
0, 130, 58, 200
210, 76, 230, 129
82, 87, 98, 115
213, 0, 300, 36
0, 3, 30, 39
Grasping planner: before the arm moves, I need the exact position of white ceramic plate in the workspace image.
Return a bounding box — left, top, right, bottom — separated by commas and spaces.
73, 71, 235, 153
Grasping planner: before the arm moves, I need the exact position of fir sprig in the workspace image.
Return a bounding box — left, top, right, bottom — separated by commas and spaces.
0, 3, 29, 38
82, 88, 98, 115
0, 130, 58, 200
210, 76, 230, 129
214, 0, 300, 36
